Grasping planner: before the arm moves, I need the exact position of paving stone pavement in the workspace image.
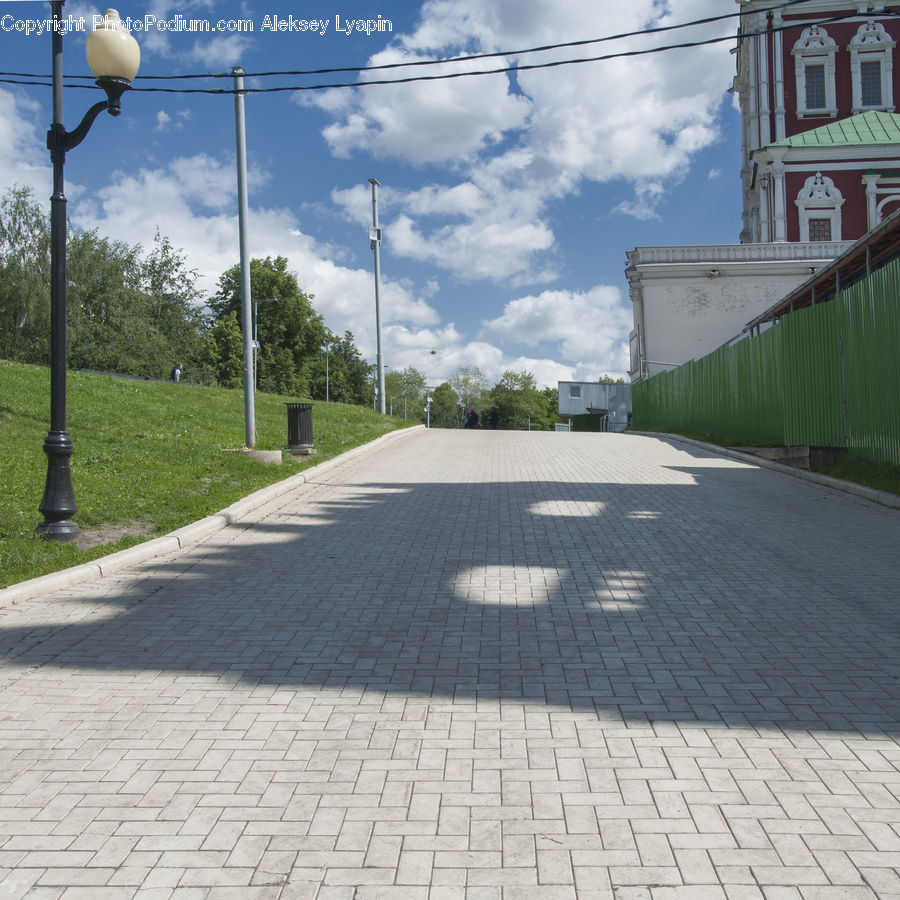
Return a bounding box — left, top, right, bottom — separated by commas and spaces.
1, 429, 899, 900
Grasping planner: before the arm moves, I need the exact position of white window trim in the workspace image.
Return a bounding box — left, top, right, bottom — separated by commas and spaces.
849, 20, 895, 114
568, 384, 582, 399
795, 172, 845, 242
792, 25, 838, 118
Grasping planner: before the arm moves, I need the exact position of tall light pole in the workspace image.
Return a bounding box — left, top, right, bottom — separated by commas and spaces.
232, 66, 255, 448
368, 178, 385, 414
37, 5, 140, 541
323, 338, 332, 402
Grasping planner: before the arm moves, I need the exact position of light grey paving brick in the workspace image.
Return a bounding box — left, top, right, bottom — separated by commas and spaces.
2, 431, 899, 897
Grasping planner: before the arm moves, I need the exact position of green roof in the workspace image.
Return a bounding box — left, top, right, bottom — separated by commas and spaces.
769, 110, 900, 148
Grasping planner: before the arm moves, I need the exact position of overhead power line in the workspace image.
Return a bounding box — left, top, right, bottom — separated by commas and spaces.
0, 2, 887, 95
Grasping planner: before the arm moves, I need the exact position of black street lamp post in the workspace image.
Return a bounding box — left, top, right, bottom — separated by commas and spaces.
37, 5, 140, 540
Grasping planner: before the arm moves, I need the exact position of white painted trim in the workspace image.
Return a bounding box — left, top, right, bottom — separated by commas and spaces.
780, 158, 900, 170
792, 24, 839, 118
774, 12, 787, 140
795, 172, 845, 240
876, 190, 900, 217
759, 29, 771, 145
627, 242, 852, 266
863, 172, 881, 227
849, 19, 896, 114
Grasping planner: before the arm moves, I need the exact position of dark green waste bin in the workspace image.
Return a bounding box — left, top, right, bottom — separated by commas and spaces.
286, 403, 314, 454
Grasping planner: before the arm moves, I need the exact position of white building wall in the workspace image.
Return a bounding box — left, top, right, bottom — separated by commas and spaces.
626, 242, 851, 379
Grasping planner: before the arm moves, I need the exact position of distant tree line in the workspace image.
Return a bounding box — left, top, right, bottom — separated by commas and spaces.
422, 367, 559, 431
0, 186, 371, 403
0, 186, 562, 428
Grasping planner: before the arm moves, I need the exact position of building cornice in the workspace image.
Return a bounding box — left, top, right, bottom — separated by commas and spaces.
739, 1, 900, 12
626, 242, 853, 269
754, 146, 900, 165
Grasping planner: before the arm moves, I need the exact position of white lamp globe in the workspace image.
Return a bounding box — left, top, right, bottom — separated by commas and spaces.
86, 9, 140, 82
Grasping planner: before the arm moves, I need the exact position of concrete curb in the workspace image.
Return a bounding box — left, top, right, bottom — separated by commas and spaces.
1, 425, 425, 605
630, 430, 900, 510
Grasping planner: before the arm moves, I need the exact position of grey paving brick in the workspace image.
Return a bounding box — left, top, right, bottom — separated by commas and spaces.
1, 431, 898, 895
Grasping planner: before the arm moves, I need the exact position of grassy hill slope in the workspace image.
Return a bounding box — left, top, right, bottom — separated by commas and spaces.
1, 360, 413, 588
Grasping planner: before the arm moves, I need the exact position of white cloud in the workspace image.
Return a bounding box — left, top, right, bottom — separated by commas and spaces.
480, 286, 632, 379
0, 91, 50, 200
187, 33, 254, 67
317, 51, 532, 165
315, 0, 734, 282
155, 109, 193, 132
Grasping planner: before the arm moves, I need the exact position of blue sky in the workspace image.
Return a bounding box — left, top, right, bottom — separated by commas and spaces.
1, 0, 741, 386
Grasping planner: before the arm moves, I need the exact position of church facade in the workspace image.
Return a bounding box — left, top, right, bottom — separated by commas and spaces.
736, 0, 900, 243
628, 0, 900, 382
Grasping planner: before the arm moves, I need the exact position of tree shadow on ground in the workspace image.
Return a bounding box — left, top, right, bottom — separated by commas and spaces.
2, 462, 899, 734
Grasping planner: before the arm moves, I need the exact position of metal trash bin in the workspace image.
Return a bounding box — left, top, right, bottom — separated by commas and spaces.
286, 403, 314, 455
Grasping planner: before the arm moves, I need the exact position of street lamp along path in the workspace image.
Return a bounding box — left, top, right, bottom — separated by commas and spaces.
37, 4, 140, 541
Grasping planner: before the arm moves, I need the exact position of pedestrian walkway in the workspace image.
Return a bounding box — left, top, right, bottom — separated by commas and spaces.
1, 430, 899, 899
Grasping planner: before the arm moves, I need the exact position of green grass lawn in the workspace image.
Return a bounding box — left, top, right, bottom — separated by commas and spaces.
0, 360, 414, 588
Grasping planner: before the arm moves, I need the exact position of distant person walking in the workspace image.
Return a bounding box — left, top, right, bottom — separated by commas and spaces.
489, 406, 499, 429
464, 406, 479, 429
170, 363, 183, 383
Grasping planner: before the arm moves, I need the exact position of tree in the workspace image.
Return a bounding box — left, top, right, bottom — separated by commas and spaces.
449, 366, 487, 411
385, 367, 427, 420
141, 232, 211, 382
0, 188, 212, 379
537, 386, 560, 430
209, 256, 326, 397
488, 370, 557, 431
200, 312, 243, 388
428, 382, 461, 428
0, 187, 50, 364
307, 330, 371, 405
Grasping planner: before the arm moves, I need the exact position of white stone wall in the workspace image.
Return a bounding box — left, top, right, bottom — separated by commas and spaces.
627, 243, 851, 380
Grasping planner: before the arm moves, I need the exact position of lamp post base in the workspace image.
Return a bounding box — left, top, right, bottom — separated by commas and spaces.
36, 430, 80, 542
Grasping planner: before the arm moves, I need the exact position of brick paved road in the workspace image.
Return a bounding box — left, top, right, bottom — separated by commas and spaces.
1, 430, 899, 899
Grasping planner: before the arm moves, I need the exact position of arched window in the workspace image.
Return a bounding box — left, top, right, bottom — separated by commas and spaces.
795, 172, 844, 242
792, 25, 838, 118
849, 20, 895, 114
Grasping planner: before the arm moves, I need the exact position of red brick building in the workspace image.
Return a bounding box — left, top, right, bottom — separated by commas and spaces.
734, 1, 900, 243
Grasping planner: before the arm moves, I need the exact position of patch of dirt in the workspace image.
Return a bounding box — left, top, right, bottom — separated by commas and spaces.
74, 521, 153, 551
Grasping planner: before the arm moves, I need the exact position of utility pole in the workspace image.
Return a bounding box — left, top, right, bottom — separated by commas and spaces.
233, 66, 254, 448
368, 178, 385, 414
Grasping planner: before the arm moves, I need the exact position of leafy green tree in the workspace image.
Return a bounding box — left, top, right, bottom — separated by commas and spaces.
488, 370, 557, 431
385, 366, 427, 420
142, 232, 211, 382
449, 366, 487, 411
307, 330, 371, 405
429, 382, 461, 428
210, 256, 326, 397
201, 312, 243, 388
537, 386, 560, 430
0, 187, 50, 364
0, 187, 210, 380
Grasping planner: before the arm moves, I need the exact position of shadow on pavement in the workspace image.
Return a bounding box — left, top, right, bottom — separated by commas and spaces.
2, 462, 899, 734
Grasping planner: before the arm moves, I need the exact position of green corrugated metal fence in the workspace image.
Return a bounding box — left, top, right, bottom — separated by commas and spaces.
632, 257, 900, 465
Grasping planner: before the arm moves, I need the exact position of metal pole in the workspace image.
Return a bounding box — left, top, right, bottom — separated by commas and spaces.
233, 66, 254, 448
252, 298, 257, 390
37, 0, 79, 540
325, 342, 330, 402
369, 178, 385, 414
